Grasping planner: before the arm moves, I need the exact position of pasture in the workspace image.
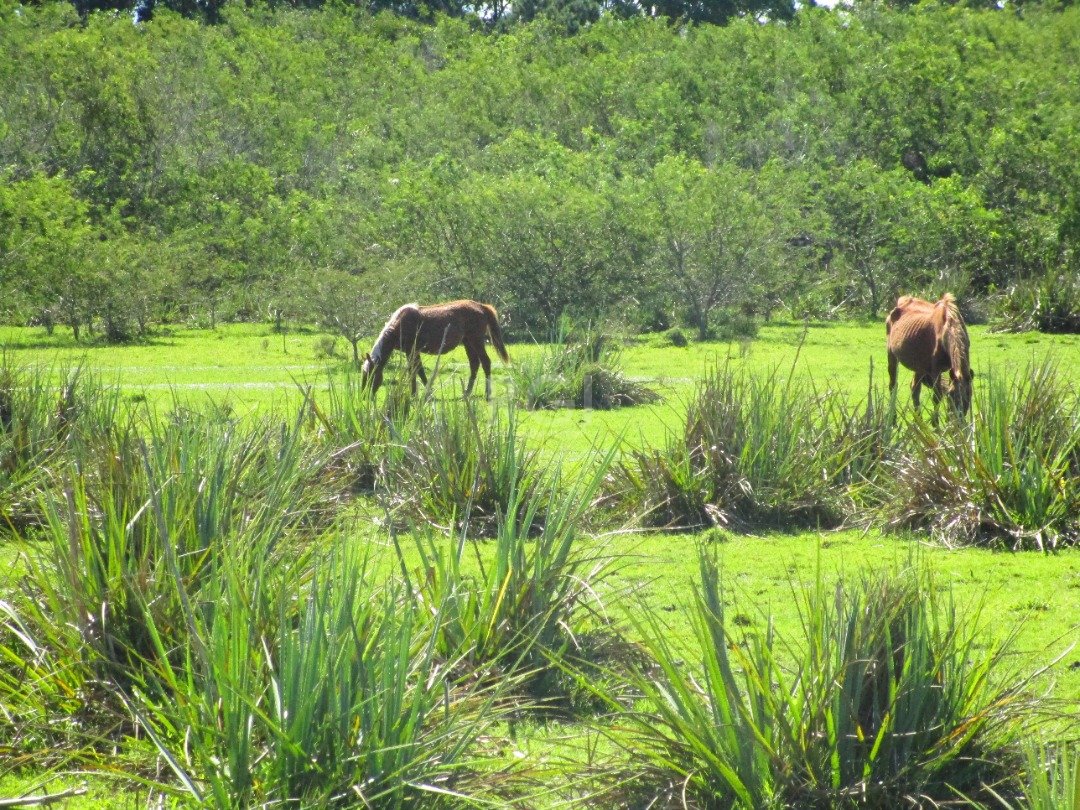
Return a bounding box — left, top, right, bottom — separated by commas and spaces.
1, 320, 1078, 808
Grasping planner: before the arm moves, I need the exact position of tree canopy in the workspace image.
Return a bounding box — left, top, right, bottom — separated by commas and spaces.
2, 1, 1079, 340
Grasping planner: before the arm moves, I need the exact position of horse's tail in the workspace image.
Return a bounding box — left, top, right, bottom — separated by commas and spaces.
482, 304, 510, 363
938, 293, 970, 376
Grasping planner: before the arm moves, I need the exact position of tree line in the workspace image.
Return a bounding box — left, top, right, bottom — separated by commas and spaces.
1, 1, 1079, 344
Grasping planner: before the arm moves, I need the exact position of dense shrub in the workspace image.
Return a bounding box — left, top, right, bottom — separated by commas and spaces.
997, 272, 1080, 334
610, 366, 872, 531
510, 326, 659, 410
379, 399, 548, 536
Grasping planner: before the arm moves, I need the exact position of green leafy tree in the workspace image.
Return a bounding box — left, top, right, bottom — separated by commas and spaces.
644, 155, 785, 340
0, 172, 99, 338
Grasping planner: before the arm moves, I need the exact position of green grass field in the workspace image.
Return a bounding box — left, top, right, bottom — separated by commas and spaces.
1, 320, 1078, 807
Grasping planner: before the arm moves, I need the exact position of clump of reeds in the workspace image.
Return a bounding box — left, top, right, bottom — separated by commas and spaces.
610, 365, 872, 531
599, 548, 1036, 809
990, 741, 1080, 810
510, 325, 658, 410
128, 541, 511, 809
307, 367, 417, 494
1, 402, 344, 752
878, 361, 1080, 549
398, 444, 618, 707
380, 399, 547, 536
0, 361, 127, 533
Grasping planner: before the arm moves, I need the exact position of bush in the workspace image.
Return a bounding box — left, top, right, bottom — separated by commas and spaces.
398, 444, 618, 705
0, 361, 126, 535
609, 366, 873, 531
996, 272, 1080, 333
664, 327, 689, 347
308, 368, 415, 493
380, 400, 547, 537
127, 540, 511, 809
711, 309, 759, 342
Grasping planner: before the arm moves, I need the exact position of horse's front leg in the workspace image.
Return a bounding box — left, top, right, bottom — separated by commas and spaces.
409, 354, 428, 394
931, 375, 948, 407
909, 374, 923, 409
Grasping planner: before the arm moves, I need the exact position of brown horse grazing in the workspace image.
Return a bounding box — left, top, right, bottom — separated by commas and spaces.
361, 300, 510, 399
886, 293, 973, 416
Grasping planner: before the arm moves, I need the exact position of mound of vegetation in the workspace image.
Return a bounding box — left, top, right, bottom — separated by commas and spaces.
511, 326, 659, 410
597, 549, 1038, 809
876, 362, 1080, 550
996, 272, 1080, 334
609, 365, 876, 531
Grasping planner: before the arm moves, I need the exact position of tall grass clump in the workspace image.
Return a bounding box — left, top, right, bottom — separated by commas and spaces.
0, 361, 126, 534
382, 399, 547, 536
879, 361, 1080, 549
997, 271, 1080, 333
611, 366, 874, 530
399, 445, 617, 706
511, 324, 658, 410
308, 368, 416, 493
987, 741, 1080, 810
132, 541, 505, 808
0, 406, 340, 752
601, 549, 1035, 809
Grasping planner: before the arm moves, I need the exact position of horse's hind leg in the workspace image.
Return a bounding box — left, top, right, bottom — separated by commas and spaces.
887, 352, 899, 394
477, 347, 493, 400
463, 345, 480, 397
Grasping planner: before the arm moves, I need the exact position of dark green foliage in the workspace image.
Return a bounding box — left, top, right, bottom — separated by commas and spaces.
710, 309, 759, 342
664, 326, 689, 347
2, 6, 1079, 337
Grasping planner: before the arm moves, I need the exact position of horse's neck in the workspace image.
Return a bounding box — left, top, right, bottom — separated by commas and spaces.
370, 304, 420, 364
369, 322, 400, 365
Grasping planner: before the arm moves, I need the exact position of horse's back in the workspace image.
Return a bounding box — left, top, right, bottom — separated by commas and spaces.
409, 300, 489, 354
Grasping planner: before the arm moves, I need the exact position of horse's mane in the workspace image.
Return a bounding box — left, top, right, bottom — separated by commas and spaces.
369, 303, 419, 363
938, 293, 970, 375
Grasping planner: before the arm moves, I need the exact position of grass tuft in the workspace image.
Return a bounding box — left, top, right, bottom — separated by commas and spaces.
600, 549, 1037, 809
510, 325, 659, 411
878, 361, 1080, 549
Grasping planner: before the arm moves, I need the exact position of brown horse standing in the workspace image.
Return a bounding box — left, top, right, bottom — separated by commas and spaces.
361, 300, 510, 399
886, 293, 973, 416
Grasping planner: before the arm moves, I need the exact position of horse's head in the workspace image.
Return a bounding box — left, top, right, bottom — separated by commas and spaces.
949, 367, 973, 417
360, 353, 383, 394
